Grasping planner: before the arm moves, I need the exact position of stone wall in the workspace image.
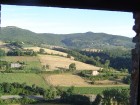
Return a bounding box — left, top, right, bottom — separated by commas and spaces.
0, 3, 139, 105
130, 12, 140, 105
0, 4, 1, 28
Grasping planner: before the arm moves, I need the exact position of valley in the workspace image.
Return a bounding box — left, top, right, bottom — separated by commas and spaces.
0, 27, 131, 105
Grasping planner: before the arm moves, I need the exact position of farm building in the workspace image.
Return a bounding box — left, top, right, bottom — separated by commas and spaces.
92, 70, 99, 76
11, 63, 22, 68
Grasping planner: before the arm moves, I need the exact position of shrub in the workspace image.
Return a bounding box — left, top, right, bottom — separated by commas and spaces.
122, 75, 131, 84
69, 63, 76, 71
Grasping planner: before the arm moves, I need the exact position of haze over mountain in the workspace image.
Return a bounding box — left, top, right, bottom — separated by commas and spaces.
0, 26, 134, 49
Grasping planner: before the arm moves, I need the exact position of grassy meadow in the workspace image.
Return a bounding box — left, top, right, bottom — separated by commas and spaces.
0, 73, 48, 88
1, 56, 42, 71
61, 86, 129, 95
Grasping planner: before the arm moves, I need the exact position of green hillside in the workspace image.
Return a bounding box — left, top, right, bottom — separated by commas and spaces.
0, 26, 134, 49
62, 32, 134, 49
0, 26, 64, 46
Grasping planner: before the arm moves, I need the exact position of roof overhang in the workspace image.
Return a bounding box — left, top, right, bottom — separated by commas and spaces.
0, 0, 140, 12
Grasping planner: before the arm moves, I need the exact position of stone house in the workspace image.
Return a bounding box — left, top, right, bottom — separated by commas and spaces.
92, 70, 99, 76
11, 63, 22, 68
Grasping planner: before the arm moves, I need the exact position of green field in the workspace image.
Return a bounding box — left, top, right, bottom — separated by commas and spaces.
0, 73, 48, 88
0, 73, 129, 95
2, 56, 39, 62
61, 86, 129, 95
0, 56, 130, 95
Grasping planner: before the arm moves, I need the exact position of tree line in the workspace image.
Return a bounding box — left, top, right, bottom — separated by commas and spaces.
0, 48, 37, 57
53, 47, 131, 72
7, 49, 37, 56
0, 82, 130, 105
80, 48, 131, 72
93, 88, 130, 105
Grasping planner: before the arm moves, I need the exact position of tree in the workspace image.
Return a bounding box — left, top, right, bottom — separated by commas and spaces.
69, 63, 76, 71
102, 89, 113, 105
67, 54, 71, 58
44, 86, 57, 99
101, 88, 130, 105
55, 86, 63, 96
104, 60, 110, 69
92, 94, 102, 105
60, 86, 75, 103
0, 61, 9, 71
39, 48, 45, 54
42, 64, 50, 70
0, 49, 6, 57
67, 86, 75, 95
122, 75, 131, 84
95, 56, 100, 61
3, 83, 11, 93
46, 64, 50, 69
120, 68, 128, 73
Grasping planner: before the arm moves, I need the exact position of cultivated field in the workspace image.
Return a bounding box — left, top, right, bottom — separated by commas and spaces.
45, 74, 90, 87
0, 73, 48, 88
39, 55, 100, 71
45, 74, 128, 87
24, 47, 69, 57
2, 56, 39, 62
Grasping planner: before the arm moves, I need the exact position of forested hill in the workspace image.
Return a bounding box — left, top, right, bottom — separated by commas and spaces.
0, 26, 134, 49
0, 26, 64, 46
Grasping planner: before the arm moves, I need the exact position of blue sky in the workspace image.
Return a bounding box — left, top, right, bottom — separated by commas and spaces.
1, 5, 135, 37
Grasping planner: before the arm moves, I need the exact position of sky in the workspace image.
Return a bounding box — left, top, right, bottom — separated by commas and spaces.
1, 5, 135, 38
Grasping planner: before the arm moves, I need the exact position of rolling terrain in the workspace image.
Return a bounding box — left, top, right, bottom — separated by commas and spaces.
0, 27, 131, 105
39, 54, 100, 71
0, 40, 129, 87
45, 74, 127, 87
24, 46, 100, 70
0, 26, 134, 49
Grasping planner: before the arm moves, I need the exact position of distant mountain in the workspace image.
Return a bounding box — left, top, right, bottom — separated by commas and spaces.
0, 26, 134, 49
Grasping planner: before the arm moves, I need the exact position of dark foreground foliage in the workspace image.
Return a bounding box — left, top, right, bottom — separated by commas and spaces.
92, 88, 130, 105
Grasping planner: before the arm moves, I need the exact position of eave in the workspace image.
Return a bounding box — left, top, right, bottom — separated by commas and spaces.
0, 0, 140, 12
